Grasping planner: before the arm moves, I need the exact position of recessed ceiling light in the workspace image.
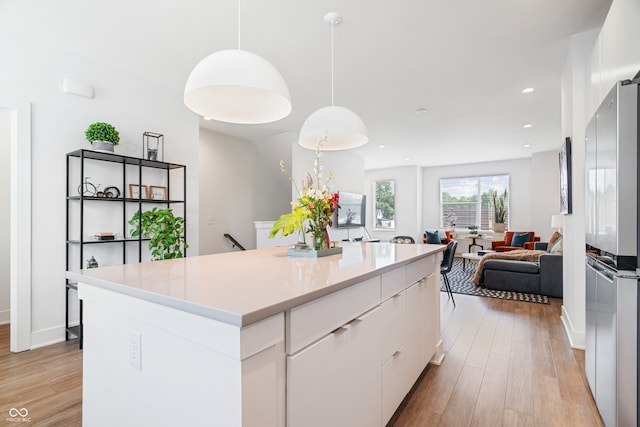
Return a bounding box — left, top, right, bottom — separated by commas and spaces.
379, 145, 385, 149
404, 157, 411, 161
522, 88, 534, 94
415, 108, 428, 114
203, 116, 212, 121
523, 144, 531, 148
523, 123, 533, 128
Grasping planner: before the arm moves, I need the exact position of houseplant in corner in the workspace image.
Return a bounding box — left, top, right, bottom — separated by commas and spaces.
491, 189, 508, 233
85, 121, 120, 153
129, 208, 188, 260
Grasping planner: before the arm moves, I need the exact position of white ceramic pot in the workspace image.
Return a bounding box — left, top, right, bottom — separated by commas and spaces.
91, 141, 115, 153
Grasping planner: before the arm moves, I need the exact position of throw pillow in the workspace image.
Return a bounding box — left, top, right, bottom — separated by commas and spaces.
511, 232, 531, 247
425, 230, 441, 244
547, 231, 562, 252
549, 235, 564, 254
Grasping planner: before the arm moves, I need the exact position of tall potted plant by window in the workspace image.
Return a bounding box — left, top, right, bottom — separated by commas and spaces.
491, 189, 508, 232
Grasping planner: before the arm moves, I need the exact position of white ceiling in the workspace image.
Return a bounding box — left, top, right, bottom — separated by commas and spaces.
2, 0, 612, 168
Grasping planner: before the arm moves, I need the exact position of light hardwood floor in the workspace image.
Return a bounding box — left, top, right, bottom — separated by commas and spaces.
0, 293, 602, 426
391, 294, 604, 427
0, 325, 82, 426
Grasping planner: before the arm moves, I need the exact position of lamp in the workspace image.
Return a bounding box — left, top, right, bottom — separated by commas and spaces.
551, 214, 564, 232
183, 1, 292, 124
298, 12, 368, 151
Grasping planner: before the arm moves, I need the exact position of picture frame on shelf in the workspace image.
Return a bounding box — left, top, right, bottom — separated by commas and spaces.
129, 184, 148, 199
150, 185, 167, 201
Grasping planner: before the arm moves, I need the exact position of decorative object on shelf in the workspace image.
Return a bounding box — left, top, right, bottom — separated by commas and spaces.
150, 185, 167, 200
129, 208, 188, 260
467, 224, 479, 235
299, 12, 368, 151
103, 186, 120, 198
77, 177, 99, 197
94, 232, 114, 241
270, 136, 342, 254
143, 131, 164, 161
85, 122, 120, 153
183, 1, 291, 124
129, 184, 148, 199
490, 188, 508, 232
86, 256, 98, 269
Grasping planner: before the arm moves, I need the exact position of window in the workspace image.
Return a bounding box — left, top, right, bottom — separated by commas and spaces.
374, 180, 395, 229
440, 175, 509, 229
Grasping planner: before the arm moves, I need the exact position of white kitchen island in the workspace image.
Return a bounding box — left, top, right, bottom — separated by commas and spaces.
66, 242, 445, 427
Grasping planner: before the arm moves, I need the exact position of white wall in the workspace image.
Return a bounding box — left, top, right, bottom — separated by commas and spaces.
364, 166, 422, 242
0, 29, 199, 348
0, 111, 10, 324
531, 150, 562, 242
198, 129, 292, 254
560, 0, 640, 349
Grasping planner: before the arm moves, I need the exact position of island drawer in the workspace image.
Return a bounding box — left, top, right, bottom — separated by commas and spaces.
406, 257, 436, 285
286, 276, 380, 355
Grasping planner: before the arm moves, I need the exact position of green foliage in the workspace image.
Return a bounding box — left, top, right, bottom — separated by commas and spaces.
375, 181, 395, 225
269, 205, 309, 240
491, 189, 508, 223
129, 208, 188, 260
85, 122, 120, 145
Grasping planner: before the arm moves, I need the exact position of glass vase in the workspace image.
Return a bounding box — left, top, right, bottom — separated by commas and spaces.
312, 228, 329, 251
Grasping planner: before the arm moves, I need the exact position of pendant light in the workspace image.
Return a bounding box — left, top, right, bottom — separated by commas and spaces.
184, 1, 292, 124
299, 12, 368, 151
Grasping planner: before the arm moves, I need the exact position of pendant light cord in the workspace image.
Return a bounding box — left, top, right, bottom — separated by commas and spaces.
331, 19, 334, 106
238, 0, 242, 50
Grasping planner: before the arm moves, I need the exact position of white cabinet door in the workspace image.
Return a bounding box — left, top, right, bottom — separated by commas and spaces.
347, 307, 382, 427
381, 343, 407, 425
381, 291, 407, 361
424, 272, 440, 362
406, 279, 426, 384
287, 327, 349, 427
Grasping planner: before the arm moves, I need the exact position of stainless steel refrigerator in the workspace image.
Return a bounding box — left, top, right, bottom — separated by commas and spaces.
585, 79, 639, 427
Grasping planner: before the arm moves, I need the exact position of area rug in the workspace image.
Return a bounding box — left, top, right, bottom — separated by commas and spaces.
441, 258, 550, 304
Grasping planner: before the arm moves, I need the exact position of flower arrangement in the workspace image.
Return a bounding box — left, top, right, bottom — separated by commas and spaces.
269, 137, 340, 251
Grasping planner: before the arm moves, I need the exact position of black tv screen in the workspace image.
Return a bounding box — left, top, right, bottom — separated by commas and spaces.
337, 192, 366, 228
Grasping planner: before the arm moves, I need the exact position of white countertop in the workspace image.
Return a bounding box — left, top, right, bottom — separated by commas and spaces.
66, 242, 444, 327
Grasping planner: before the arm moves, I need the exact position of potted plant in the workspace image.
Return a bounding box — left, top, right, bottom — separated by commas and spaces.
467, 224, 479, 235
491, 189, 508, 232
85, 122, 120, 153
129, 208, 188, 260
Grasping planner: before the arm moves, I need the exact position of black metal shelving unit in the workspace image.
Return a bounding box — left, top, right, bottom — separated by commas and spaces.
65, 149, 186, 348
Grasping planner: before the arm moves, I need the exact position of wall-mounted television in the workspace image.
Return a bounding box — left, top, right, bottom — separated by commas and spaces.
337, 191, 366, 228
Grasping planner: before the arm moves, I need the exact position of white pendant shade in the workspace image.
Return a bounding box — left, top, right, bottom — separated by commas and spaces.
299, 105, 368, 150
184, 49, 292, 124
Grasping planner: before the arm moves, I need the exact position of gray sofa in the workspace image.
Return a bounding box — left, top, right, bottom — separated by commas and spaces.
479, 242, 563, 298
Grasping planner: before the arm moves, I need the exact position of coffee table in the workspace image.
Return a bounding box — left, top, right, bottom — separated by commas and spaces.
461, 252, 483, 271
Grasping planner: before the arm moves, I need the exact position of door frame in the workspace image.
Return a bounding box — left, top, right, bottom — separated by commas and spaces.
8, 103, 32, 352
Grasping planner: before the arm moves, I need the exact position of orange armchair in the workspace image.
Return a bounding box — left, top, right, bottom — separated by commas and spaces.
491, 231, 540, 251
423, 230, 453, 245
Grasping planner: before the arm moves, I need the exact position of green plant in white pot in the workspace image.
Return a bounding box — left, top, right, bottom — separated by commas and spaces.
491, 189, 508, 232
129, 208, 188, 260
85, 122, 120, 153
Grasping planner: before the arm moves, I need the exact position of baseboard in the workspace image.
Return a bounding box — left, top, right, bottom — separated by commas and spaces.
0, 308, 9, 325
30, 323, 78, 350
561, 305, 585, 350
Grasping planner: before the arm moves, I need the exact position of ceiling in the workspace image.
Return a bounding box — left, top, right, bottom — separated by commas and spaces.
2, 0, 612, 168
